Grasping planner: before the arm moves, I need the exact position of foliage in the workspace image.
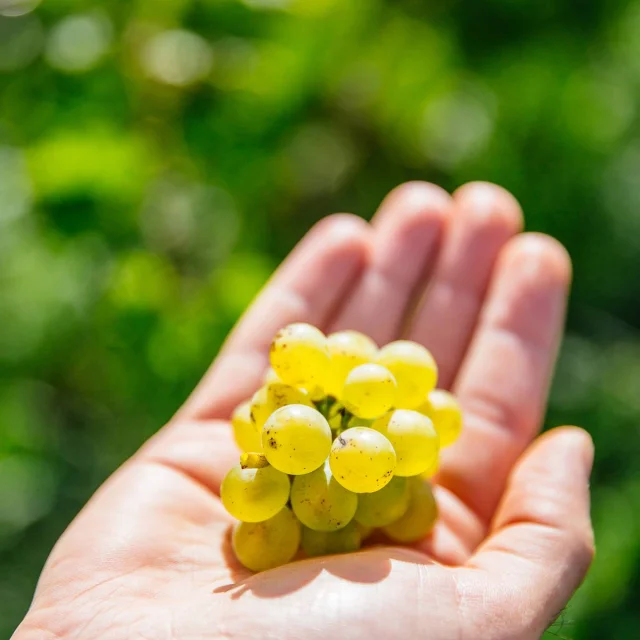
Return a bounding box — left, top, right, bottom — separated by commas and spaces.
2, 0, 640, 636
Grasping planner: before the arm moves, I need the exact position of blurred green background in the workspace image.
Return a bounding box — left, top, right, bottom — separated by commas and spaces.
1, 0, 639, 637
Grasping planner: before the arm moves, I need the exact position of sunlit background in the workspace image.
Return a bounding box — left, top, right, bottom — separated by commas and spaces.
2, 0, 640, 636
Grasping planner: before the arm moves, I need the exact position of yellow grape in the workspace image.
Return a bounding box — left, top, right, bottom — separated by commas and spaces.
372, 409, 439, 477
262, 404, 332, 474
420, 389, 463, 447
231, 401, 262, 453
355, 476, 410, 527
342, 363, 397, 419
301, 521, 361, 557
382, 477, 438, 543
330, 426, 396, 493
233, 507, 300, 572
376, 340, 437, 409
326, 330, 378, 398
264, 367, 325, 402
420, 454, 440, 479
250, 383, 312, 430
270, 323, 330, 389
221, 464, 290, 522
291, 461, 357, 531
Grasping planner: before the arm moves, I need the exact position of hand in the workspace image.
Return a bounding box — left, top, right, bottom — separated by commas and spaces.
13, 182, 594, 640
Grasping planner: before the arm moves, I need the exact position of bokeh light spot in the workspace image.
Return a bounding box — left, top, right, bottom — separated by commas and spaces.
141, 29, 213, 86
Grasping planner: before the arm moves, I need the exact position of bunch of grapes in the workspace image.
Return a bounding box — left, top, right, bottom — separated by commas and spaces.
221, 323, 463, 572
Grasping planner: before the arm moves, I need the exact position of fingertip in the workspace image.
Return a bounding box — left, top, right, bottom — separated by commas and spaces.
302, 213, 372, 269
539, 426, 594, 478
453, 181, 524, 235
312, 212, 371, 246
374, 181, 452, 228
501, 233, 573, 287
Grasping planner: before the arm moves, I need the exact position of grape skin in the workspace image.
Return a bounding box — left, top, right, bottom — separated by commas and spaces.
419, 389, 463, 447
330, 426, 396, 493
270, 323, 330, 389
373, 409, 439, 477
291, 461, 358, 532
301, 521, 361, 557
250, 383, 312, 431
221, 464, 290, 523
376, 340, 438, 409
262, 404, 332, 475
326, 330, 378, 398
232, 401, 262, 452
264, 367, 325, 401
383, 477, 438, 543
233, 507, 301, 572
420, 454, 439, 479
341, 363, 397, 419
355, 476, 410, 527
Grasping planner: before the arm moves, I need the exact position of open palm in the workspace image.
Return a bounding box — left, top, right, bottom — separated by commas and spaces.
14, 182, 594, 640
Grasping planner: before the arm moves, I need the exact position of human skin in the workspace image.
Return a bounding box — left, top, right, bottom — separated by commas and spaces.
13, 182, 594, 640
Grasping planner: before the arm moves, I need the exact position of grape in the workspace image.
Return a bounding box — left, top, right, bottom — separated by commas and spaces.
355, 476, 410, 527
420, 389, 463, 447
356, 522, 374, 541
291, 461, 358, 531
233, 507, 300, 572
262, 404, 332, 474
376, 341, 437, 409
342, 363, 397, 419
325, 330, 378, 397
270, 323, 330, 389
330, 426, 396, 493
301, 521, 361, 557
420, 454, 439, 479
221, 464, 290, 522
372, 409, 439, 477
250, 383, 312, 430
382, 477, 438, 543
264, 367, 325, 402
231, 401, 262, 452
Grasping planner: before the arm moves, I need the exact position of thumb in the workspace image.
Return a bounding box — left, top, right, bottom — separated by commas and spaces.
467, 426, 595, 636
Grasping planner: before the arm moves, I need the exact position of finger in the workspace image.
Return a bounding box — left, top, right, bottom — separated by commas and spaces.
330, 182, 450, 345
179, 214, 370, 421
407, 182, 523, 389
465, 427, 594, 639
438, 233, 572, 526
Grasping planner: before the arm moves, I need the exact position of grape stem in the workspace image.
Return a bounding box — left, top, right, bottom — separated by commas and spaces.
240, 452, 269, 469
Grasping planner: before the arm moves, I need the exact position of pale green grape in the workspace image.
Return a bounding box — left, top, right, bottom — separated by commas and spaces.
376, 340, 437, 409
221, 464, 290, 522
262, 404, 332, 474
342, 363, 397, 419
326, 330, 378, 398
372, 409, 439, 476
270, 323, 330, 389
330, 426, 396, 493
355, 476, 410, 527
250, 383, 312, 430
419, 389, 463, 447
233, 507, 300, 572
382, 477, 438, 543
231, 401, 262, 452
291, 461, 357, 531
301, 521, 361, 557
356, 522, 374, 541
